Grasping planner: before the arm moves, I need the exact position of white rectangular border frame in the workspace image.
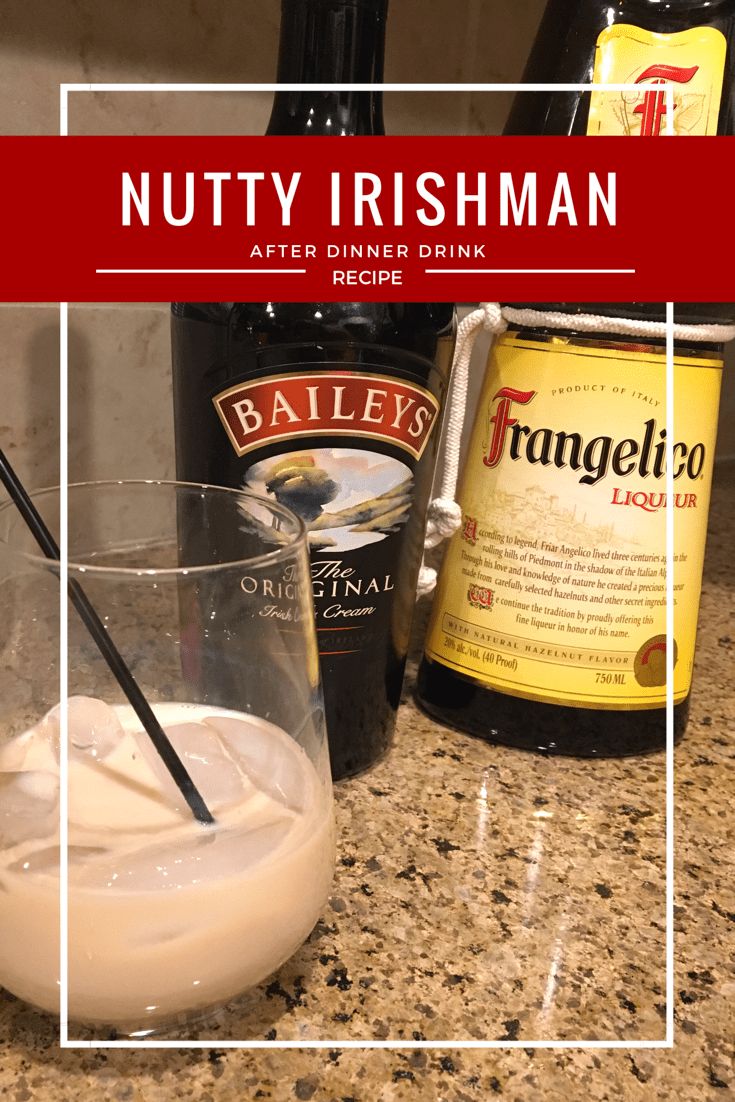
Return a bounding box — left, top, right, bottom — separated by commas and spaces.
58, 81, 676, 1051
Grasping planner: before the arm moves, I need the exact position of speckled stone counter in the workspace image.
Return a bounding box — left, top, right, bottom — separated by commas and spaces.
1, 463, 733, 1101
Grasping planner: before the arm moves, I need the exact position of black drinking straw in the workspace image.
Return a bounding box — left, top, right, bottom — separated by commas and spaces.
0, 451, 215, 826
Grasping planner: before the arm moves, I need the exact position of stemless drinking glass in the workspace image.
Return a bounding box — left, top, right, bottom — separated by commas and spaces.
0, 481, 334, 1038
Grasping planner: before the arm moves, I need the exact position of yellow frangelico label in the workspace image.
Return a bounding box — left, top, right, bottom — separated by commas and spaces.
424, 335, 723, 709
587, 24, 727, 136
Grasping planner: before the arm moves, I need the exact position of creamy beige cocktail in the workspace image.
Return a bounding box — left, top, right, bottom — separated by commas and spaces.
0, 697, 334, 1032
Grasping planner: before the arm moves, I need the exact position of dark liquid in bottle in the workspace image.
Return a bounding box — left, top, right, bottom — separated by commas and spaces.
417, 656, 686, 757
173, 301, 454, 778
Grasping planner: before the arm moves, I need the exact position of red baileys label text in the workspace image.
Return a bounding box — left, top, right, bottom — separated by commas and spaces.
214, 370, 440, 461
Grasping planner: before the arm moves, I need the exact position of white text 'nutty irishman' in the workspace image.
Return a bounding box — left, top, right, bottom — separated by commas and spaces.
121, 171, 616, 229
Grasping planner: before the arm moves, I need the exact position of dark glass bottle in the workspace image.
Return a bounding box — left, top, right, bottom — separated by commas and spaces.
417, 304, 728, 756
505, 0, 735, 137
172, 0, 456, 779
419, 3, 734, 759
266, 0, 386, 135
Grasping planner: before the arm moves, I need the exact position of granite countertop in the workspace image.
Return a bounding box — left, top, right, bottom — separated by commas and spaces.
1, 463, 733, 1101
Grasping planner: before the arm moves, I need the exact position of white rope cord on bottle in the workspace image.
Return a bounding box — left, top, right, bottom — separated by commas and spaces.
417, 302, 735, 597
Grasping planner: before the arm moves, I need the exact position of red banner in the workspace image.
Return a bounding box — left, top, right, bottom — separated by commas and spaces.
0, 135, 733, 301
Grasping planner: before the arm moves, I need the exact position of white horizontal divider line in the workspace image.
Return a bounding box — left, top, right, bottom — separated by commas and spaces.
62, 1038, 674, 1051
59, 81, 661, 135
61, 82, 654, 93
425, 268, 636, 274
94, 269, 634, 276
95, 268, 307, 274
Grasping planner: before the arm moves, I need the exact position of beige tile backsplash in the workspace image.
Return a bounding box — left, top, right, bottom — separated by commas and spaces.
1, 304, 173, 490
1, 306, 61, 490
0, 0, 732, 495
0, 0, 543, 136
66, 305, 174, 485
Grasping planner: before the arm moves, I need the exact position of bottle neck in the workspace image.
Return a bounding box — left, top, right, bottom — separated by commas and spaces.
503, 302, 735, 326
267, 0, 387, 135
503, 303, 728, 355
506, 0, 735, 135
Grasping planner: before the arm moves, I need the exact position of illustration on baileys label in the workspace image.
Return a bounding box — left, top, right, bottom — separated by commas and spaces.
245, 447, 413, 553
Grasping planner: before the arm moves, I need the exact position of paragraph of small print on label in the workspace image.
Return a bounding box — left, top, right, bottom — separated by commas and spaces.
424, 336, 722, 710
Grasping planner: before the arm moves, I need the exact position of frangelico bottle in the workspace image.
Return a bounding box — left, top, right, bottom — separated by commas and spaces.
417, 305, 728, 755
417, 4, 734, 756
172, 0, 456, 779
504, 0, 735, 137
